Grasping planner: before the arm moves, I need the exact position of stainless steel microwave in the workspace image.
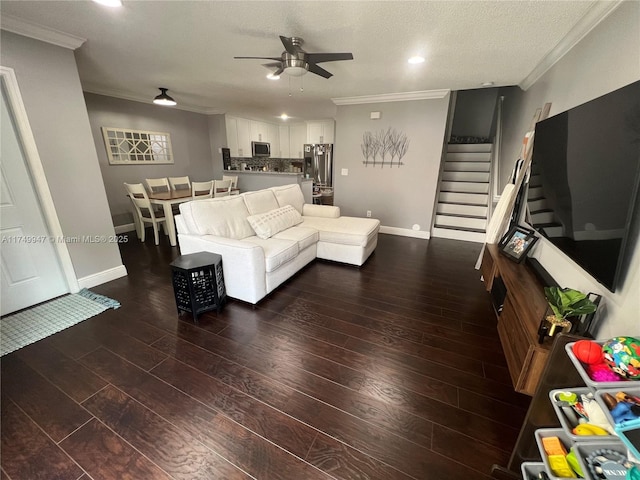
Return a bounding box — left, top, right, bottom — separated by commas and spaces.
251, 141, 270, 157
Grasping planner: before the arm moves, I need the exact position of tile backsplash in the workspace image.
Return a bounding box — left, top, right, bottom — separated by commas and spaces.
226, 157, 304, 172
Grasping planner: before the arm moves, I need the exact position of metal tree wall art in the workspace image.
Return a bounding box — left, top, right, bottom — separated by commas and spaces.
361, 127, 410, 167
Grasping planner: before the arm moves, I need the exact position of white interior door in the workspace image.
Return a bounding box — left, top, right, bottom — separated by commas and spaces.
0, 79, 69, 315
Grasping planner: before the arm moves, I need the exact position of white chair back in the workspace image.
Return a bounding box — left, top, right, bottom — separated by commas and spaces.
145, 177, 170, 194
124, 182, 167, 245
168, 176, 191, 191
223, 175, 239, 195
214, 179, 231, 197
192, 180, 214, 199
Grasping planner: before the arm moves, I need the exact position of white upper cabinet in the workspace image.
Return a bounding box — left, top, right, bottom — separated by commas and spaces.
266, 123, 279, 155
307, 120, 335, 144
278, 125, 290, 158
226, 116, 252, 157
289, 123, 307, 158
250, 120, 268, 142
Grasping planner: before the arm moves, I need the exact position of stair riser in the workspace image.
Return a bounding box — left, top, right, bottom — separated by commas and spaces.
437, 203, 487, 217
440, 181, 489, 194
435, 215, 486, 230
431, 227, 486, 243
444, 162, 490, 172
442, 171, 490, 183
439, 192, 488, 205
446, 152, 492, 162
447, 143, 492, 153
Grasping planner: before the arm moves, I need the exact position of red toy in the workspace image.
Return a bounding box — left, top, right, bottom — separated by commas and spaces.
573, 340, 604, 364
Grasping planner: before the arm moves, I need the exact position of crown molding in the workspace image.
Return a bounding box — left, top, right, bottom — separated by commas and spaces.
82, 87, 226, 115
519, 0, 623, 91
1, 15, 86, 50
332, 89, 450, 105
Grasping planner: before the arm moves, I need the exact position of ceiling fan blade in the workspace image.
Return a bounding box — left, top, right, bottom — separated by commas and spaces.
306, 53, 354, 64
234, 56, 282, 61
262, 62, 282, 68
279, 36, 299, 55
307, 63, 333, 79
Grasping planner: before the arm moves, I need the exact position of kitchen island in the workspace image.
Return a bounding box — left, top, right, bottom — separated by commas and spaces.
233, 171, 313, 203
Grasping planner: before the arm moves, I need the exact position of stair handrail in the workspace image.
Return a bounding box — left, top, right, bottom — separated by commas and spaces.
487, 95, 505, 227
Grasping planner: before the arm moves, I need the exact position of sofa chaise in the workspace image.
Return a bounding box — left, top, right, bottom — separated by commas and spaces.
175, 183, 380, 304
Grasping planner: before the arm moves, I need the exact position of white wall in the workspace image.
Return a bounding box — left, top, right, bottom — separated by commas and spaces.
334, 96, 450, 236
0, 31, 125, 283
500, 1, 640, 337
84, 93, 215, 227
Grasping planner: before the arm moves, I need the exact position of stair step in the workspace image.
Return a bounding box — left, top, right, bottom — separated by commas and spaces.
528, 198, 549, 211
531, 211, 556, 224
435, 214, 487, 230
437, 203, 488, 217
440, 181, 489, 194
446, 152, 492, 162
540, 225, 564, 237
444, 161, 490, 172
447, 143, 492, 153
441, 171, 490, 183
439, 191, 488, 205
528, 186, 544, 198
431, 226, 486, 243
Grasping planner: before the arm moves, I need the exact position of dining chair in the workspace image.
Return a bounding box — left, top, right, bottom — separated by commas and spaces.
145, 177, 170, 194
191, 180, 214, 199
214, 179, 232, 198
124, 182, 168, 245
222, 175, 239, 195
168, 176, 191, 191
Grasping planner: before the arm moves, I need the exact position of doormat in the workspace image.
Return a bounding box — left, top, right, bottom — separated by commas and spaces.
1, 288, 120, 357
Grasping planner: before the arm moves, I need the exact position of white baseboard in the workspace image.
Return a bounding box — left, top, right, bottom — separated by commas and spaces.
78, 265, 128, 289
379, 226, 430, 239
115, 223, 136, 234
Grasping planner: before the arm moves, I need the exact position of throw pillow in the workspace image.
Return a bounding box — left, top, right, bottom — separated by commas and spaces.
247, 205, 303, 239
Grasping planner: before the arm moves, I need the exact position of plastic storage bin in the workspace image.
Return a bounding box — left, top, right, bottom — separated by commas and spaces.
535, 428, 579, 480
521, 461, 547, 479
574, 439, 630, 480
565, 342, 634, 389
594, 387, 640, 459
549, 387, 616, 442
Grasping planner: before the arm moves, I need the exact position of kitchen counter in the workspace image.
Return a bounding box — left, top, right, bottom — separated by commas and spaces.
231, 171, 312, 202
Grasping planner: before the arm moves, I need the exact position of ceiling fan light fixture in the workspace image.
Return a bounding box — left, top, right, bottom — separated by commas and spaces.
153, 88, 176, 106
285, 66, 308, 77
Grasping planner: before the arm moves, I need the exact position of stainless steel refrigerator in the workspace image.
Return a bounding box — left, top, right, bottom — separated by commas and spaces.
303, 144, 333, 187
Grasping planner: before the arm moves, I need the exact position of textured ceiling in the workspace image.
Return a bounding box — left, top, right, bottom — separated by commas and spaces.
0, 1, 607, 120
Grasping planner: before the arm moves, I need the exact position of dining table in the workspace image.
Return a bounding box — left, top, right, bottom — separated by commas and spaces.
146, 189, 192, 247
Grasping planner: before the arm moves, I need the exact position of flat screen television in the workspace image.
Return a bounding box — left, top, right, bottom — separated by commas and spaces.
526, 80, 640, 292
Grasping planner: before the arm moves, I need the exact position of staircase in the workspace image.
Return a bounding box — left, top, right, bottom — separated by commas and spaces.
432, 143, 492, 243
527, 162, 563, 237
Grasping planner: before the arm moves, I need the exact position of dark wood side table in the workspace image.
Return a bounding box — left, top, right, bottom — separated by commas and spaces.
170, 252, 226, 321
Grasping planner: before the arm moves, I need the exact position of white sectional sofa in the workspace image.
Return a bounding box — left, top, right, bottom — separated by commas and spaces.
175, 183, 380, 304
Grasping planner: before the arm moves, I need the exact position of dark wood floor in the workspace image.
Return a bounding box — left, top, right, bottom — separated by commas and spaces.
1, 232, 530, 480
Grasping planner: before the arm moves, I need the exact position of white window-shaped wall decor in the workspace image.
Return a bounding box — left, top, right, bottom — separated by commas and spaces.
102, 127, 173, 164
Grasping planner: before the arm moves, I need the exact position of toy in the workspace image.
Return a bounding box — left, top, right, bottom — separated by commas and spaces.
602, 336, 640, 380
588, 362, 625, 382
574, 339, 604, 364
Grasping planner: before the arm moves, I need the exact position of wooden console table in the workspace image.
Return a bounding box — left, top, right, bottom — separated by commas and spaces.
481, 244, 551, 395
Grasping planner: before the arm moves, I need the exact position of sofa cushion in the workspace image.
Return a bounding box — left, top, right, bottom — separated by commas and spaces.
242, 236, 299, 273
188, 196, 254, 239
271, 184, 305, 214
247, 205, 303, 239
273, 226, 319, 252
243, 189, 280, 215
301, 216, 380, 247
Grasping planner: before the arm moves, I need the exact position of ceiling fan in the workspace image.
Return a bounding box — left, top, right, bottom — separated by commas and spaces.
234, 35, 353, 79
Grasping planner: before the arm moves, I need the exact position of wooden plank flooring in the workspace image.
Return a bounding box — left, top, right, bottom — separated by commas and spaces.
1, 233, 530, 479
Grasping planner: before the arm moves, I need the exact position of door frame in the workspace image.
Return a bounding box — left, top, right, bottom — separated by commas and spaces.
1, 65, 79, 293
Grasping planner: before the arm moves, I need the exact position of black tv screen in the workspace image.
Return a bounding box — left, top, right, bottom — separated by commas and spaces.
528, 80, 640, 291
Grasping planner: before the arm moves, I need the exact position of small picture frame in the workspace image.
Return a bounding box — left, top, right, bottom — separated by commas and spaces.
498, 225, 539, 263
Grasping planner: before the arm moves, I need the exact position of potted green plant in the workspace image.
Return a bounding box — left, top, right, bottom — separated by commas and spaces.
543, 286, 598, 336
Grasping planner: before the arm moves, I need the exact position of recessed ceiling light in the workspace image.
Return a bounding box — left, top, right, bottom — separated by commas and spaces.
481, 82, 495, 87
266, 73, 280, 80
280, 114, 289, 120
408, 56, 425, 64
92, 0, 123, 7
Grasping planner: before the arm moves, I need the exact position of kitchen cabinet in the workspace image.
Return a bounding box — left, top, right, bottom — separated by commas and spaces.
307, 120, 335, 144
267, 123, 279, 156
289, 123, 307, 158
250, 120, 268, 142
226, 116, 252, 157
279, 125, 290, 158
